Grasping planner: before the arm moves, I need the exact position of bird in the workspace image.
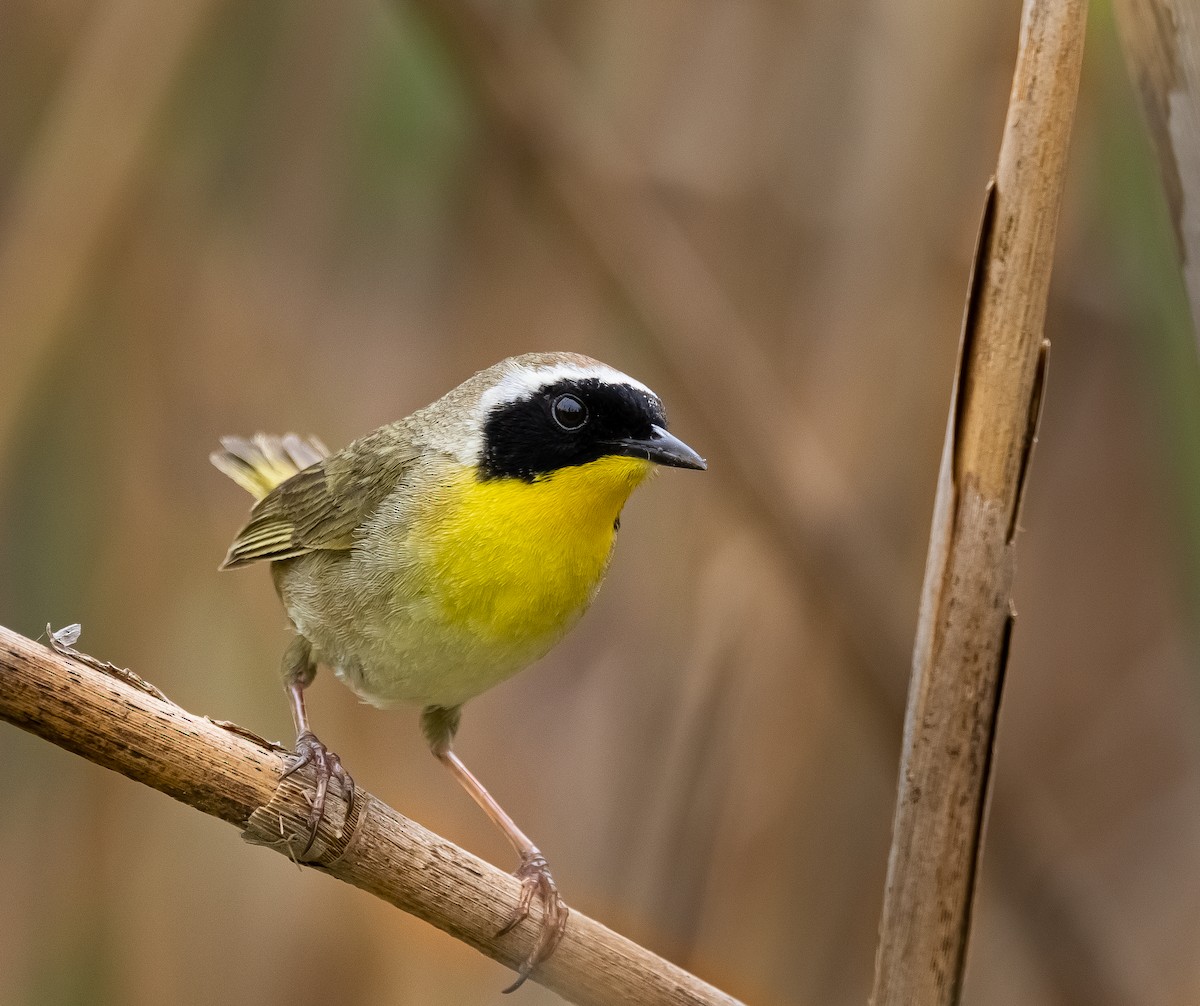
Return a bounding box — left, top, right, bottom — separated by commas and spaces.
211, 352, 706, 990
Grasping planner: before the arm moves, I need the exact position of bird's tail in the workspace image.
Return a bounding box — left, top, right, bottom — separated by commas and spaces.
210, 433, 329, 501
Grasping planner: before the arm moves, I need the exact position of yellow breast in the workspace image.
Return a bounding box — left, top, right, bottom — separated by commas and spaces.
417, 456, 652, 646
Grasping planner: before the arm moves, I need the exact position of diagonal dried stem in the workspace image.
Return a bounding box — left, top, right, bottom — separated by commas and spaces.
0, 623, 742, 1006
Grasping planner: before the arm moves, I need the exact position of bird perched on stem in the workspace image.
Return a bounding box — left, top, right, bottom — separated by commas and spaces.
212, 352, 705, 990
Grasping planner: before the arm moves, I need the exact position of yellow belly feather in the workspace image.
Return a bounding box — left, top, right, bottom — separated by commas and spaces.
420, 456, 652, 646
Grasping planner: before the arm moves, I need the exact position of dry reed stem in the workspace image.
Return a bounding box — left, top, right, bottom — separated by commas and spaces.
0, 623, 742, 1006
870, 1, 1087, 1004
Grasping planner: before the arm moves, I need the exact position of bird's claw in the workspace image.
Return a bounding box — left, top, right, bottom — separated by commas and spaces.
280, 730, 354, 857
498, 850, 568, 993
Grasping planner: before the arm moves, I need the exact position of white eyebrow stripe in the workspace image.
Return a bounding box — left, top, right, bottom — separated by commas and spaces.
478, 362, 657, 413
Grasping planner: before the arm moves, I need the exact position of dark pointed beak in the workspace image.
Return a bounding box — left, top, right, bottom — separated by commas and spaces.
608, 424, 707, 470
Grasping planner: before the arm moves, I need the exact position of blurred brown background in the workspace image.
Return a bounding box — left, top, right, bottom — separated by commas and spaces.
2, 1, 1199, 1004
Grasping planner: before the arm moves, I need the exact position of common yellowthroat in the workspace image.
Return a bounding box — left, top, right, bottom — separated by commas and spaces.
212, 352, 705, 989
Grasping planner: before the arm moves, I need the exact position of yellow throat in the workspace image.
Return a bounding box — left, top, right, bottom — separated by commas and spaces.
422, 455, 653, 646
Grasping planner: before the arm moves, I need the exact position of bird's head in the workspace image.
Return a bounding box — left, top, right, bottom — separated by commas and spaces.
431, 353, 706, 483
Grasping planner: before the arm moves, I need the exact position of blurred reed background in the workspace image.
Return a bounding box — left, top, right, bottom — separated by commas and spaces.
2, 1, 1199, 1004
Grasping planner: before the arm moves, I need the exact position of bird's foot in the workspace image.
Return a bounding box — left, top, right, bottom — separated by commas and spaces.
497, 850, 569, 993
280, 730, 355, 858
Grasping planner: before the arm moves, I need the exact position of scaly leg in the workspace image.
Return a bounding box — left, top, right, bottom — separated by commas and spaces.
422, 705, 568, 993
278, 636, 354, 857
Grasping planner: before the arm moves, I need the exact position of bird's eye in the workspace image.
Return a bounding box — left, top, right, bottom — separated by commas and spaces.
551, 394, 588, 431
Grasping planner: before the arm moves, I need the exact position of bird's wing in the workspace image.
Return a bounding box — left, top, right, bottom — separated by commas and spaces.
220, 423, 421, 569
